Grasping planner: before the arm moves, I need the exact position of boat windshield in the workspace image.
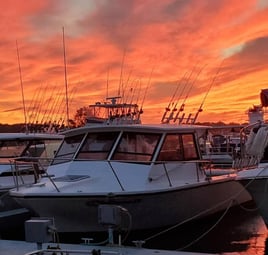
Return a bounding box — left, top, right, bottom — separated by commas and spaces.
112, 132, 161, 162
0, 140, 28, 158
76, 132, 119, 160
51, 131, 199, 164
157, 133, 199, 161
23, 140, 61, 159
0, 139, 61, 164
53, 134, 85, 164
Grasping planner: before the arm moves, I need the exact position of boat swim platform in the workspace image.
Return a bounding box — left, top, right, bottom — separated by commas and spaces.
0, 239, 218, 255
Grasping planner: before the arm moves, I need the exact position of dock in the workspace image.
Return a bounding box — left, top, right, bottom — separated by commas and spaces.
0, 239, 218, 255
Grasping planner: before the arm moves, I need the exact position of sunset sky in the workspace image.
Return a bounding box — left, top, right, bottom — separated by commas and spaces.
1, 0, 268, 125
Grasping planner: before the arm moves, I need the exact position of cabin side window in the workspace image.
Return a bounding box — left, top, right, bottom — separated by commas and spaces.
52, 134, 85, 165
76, 132, 119, 160
181, 134, 198, 160
112, 132, 160, 162
157, 133, 198, 161
157, 134, 183, 161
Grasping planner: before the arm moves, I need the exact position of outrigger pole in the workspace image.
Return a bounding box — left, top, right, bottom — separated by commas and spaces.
62, 27, 70, 128
16, 40, 28, 132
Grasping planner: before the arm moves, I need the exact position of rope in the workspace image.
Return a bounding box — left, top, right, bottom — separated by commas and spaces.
142, 170, 255, 246
143, 194, 240, 243
238, 166, 268, 212
177, 199, 234, 251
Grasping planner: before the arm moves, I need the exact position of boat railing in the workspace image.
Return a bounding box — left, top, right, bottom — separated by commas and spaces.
10, 156, 56, 191
15, 157, 214, 193
232, 120, 266, 170
204, 146, 235, 155
232, 155, 259, 170
12, 158, 228, 192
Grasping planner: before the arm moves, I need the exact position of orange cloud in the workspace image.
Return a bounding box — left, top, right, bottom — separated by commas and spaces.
0, 0, 268, 125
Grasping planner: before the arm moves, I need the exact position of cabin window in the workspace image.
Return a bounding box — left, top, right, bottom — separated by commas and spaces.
157, 134, 183, 161
52, 134, 85, 164
112, 132, 160, 162
76, 132, 119, 160
181, 134, 198, 160
157, 133, 198, 161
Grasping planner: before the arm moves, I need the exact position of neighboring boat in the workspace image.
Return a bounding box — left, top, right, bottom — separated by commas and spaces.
86, 96, 142, 125
233, 89, 268, 227
0, 132, 63, 194
201, 133, 241, 168
0, 132, 63, 232
235, 121, 268, 226
9, 122, 251, 234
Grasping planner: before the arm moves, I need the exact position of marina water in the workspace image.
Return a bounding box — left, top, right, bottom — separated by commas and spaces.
1, 201, 267, 255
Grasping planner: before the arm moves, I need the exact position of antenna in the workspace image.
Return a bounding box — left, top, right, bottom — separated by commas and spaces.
16, 40, 28, 132
62, 27, 70, 128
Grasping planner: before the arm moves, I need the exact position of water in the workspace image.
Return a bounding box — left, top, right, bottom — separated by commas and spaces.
137, 201, 268, 254
1, 201, 267, 254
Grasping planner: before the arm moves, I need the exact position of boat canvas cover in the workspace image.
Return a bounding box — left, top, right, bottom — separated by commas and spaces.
260, 89, 268, 107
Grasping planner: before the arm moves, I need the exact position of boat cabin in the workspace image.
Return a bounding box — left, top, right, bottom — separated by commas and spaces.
52, 125, 201, 165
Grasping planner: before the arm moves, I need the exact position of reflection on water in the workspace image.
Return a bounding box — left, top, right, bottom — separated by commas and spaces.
131, 202, 268, 254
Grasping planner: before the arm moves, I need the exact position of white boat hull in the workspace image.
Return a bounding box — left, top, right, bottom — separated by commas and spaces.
13, 180, 250, 233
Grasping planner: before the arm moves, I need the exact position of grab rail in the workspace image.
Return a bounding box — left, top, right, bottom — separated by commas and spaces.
11, 157, 224, 193
10, 157, 59, 192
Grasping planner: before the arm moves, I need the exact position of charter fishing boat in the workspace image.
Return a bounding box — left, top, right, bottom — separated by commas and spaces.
232, 89, 268, 226
9, 114, 251, 234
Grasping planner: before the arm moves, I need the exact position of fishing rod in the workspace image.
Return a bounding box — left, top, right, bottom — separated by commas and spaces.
39, 86, 58, 125
27, 84, 44, 126
44, 88, 66, 132
121, 69, 133, 104
117, 49, 126, 98
135, 78, 143, 107
160, 72, 188, 124
49, 87, 68, 126
106, 68, 109, 99
173, 64, 207, 123
57, 86, 77, 128
162, 62, 200, 124
31, 84, 50, 126
191, 60, 225, 124
127, 79, 140, 118
138, 67, 154, 120
54, 91, 67, 127
42, 86, 63, 125
163, 71, 190, 124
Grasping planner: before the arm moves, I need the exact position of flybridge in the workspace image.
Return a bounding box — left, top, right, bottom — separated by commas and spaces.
86, 96, 142, 125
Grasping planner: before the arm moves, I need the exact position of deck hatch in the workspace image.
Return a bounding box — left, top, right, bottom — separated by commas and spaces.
53, 175, 90, 182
